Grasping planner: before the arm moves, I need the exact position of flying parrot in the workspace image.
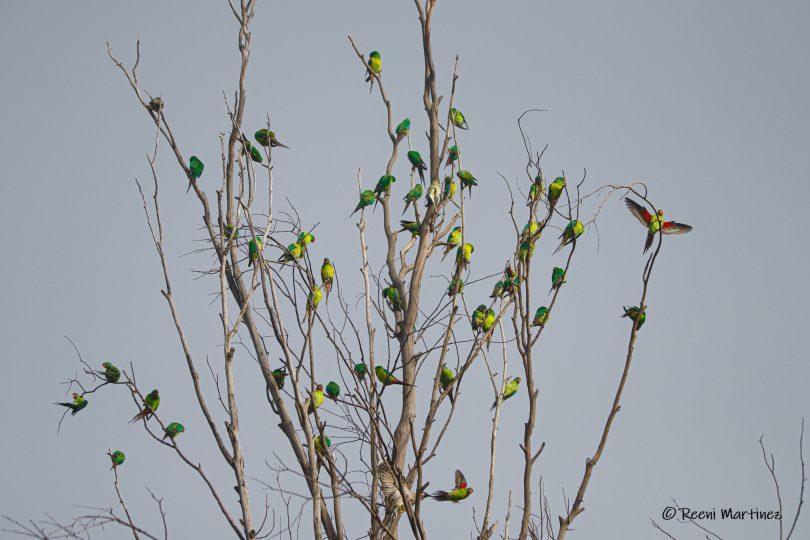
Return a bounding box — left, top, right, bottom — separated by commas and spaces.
532, 306, 549, 327
455, 243, 474, 271
440, 363, 455, 403
622, 305, 646, 329
471, 304, 487, 333
403, 184, 423, 213
456, 170, 478, 195
277, 242, 304, 264
450, 108, 469, 130
306, 384, 325, 415
55, 393, 88, 416
441, 226, 462, 259
298, 231, 315, 246
445, 145, 459, 168
255, 128, 289, 149
550, 267, 566, 293
382, 286, 403, 312
321, 258, 335, 295
407, 151, 427, 184
272, 367, 287, 390
163, 422, 185, 441
375, 366, 414, 387
547, 177, 565, 208
399, 220, 422, 236
325, 381, 341, 401
131, 389, 160, 423
374, 174, 396, 199
98, 362, 121, 384
429, 470, 473, 502
352, 190, 377, 217
110, 450, 125, 470
395, 118, 410, 142
490, 377, 521, 410
528, 174, 544, 206
624, 198, 693, 253
354, 363, 368, 380
443, 176, 457, 201
555, 220, 584, 253
187, 156, 204, 193
248, 236, 263, 266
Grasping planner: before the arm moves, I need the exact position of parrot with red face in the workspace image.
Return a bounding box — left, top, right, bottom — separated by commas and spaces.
429, 470, 473, 502
625, 198, 692, 253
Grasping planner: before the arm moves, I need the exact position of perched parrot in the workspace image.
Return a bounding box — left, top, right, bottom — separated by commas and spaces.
321, 258, 335, 295
505, 264, 517, 279
471, 304, 487, 332
163, 422, 185, 441
447, 278, 464, 297
395, 118, 410, 142
277, 242, 303, 263
450, 108, 469, 130
528, 174, 544, 206
624, 198, 693, 253
148, 96, 164, 113
98, 362, 121, 384
482, 309, 496, 332
187, 156, 204, 193
519, 240, 535, 262
555, 220, 584, 253
522, 221, 541, 241
272, 367, 287, 390
403, 184, 423, 212
241, 138, 263, 163
407, 151, 428, 184
429, 470, 473, 502
382, 286, 403, 312
325, 381, 341, 401
366, 51, 381, 83
308, 285, 323, 312
490, 280, 504, 299
55, 393, 88, 416
379, 461, 417, 512
374, 175, 396, 198
456, 170, 478, 195
532, 306, 549, 327
131, 389, 160, 423
490, 377, 521, 410
254, 128, 288, 149
354, 363, 368, 380
110, 450, 125, 470
455, 243, 474, 270
399, 220, 421, 236
352, 190, 377, 217
298, 231, 315, 246
547, 177, 565, 208
224, 224, 239, 239
443, 176, 457, 201
550, 267, 566, 293
622, 305, 647, 329
314, 435, 332, 455
441, 226, 462, 259
375, 366, 413, 387
306, 384, 325, 415
503, 276, 520, 297
440, 363, 455, 403
248, 236, 263, 266
445, 145, 459, 168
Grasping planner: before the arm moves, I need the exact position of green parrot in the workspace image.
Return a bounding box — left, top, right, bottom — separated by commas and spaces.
456, 170, 478, 195
505, 264, 517, 279
224, 224, 239, 239
407, 151, 427, 184
440, 363, 455, 403
382, 286, 403, 312
277, 242, 304, 263
314, 434, 332, 455
519, 240, 536, 262
187, 156, 204, 193
248, 236, 263, 266
306, 384, 325, 415
490, 280, 504, 299
240, 138, 263, 163
354, 363, 368, 380
482, 309, 496, 332
503, 276, 521, 297
55, 392, 88, 416
98, 362, 121, 384
471, 304, 487, 332
375, 366, 414, 387
528, 174, 544, 206
450, 108, 469, 130
622, 305, 646, 329
110, 450, 125, 470
366, 50, 381, 82
399, 220, 422, 236
374, 174, 396, 198
532, 306, 549, 327
625, 198, 693, 253
255, 128, 288, 149
445, 145, 459, 168
547, 177, 565, 208
352, 190, 377, 216
272, 367, 287, 390
429, 470, 473, 502
395, 118, 410, 142
308, 285, 323, 312
490, 377, 521, 410
550, 266, 566, 293
403, 184, 423, 213
298, 231, 315, 246
441, 226, 462, 259
447, 278, 464, 297
163, 422, 185, 441
555, 220, 584, 253
455, 243, 474, 271
131, 389, 160, 423
325, 381, 341, 401
522, 221, 541, 241
321, 258, 335, 296
443, 176, 457, 201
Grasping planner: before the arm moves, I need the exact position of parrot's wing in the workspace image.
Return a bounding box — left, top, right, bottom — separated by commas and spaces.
454, 469, 467, 489
378, 462, 413, 508
624, 198, 651, 226
662, 221, 693, 235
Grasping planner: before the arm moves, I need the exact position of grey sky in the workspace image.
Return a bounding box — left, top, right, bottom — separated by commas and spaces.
1, 1, 809, 539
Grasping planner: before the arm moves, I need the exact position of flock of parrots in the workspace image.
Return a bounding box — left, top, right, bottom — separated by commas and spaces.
54, 49, 692, 506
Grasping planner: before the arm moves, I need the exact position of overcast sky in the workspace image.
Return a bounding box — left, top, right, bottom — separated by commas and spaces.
2, 1, 809, 539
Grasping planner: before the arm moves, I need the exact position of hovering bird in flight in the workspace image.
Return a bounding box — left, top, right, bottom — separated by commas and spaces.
624, 198, 693, 253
